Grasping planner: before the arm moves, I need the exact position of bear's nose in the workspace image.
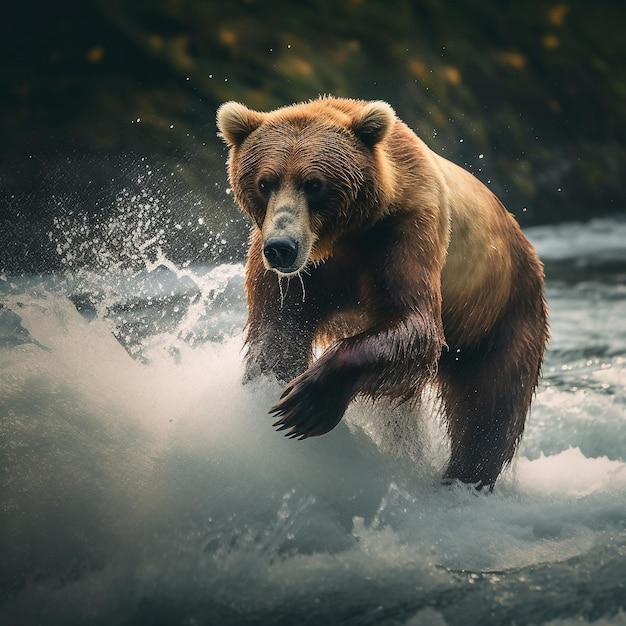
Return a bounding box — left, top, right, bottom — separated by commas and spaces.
263, 237, 299, 269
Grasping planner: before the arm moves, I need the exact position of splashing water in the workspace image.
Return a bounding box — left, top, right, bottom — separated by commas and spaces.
1, 197, 626, 625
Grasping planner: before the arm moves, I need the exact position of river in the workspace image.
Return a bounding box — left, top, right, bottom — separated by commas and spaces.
1, 204, 625, 625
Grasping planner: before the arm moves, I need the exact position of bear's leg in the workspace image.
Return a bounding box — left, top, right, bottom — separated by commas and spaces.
440, 378, 523, 490
438, 320, 544, 490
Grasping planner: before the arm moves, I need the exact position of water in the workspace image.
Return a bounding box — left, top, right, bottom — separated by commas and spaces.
1, 204, 625, 625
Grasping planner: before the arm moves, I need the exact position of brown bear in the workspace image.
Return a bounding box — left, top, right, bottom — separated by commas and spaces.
217, 96, 549, 490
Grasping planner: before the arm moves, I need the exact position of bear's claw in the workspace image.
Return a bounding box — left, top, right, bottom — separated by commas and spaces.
269, 371, 350, 439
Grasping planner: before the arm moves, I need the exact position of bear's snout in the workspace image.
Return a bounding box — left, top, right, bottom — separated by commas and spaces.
263, 237, 299, 270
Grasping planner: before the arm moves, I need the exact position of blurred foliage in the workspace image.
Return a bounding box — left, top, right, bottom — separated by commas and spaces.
1, 0, 625, 272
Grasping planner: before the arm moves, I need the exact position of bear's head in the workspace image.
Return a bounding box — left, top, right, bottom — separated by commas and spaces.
217, 97, 396, 276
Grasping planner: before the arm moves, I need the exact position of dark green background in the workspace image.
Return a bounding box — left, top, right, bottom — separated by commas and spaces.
2, 0, 625, 273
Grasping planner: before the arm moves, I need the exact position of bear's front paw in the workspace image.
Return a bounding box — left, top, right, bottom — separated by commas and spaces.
269, 369, 354, 440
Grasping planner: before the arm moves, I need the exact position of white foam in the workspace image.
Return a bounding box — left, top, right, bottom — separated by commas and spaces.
526, 217, 626, 263
516, 447, 626, 498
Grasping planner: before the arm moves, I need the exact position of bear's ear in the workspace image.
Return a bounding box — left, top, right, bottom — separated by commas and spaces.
217, 101, 265, 147
351, 100, 396, 148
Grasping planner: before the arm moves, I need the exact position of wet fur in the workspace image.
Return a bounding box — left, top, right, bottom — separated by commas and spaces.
218, 96, 549, 490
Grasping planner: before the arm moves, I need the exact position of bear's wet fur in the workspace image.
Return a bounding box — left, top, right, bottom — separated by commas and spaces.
217, 96, 549, 490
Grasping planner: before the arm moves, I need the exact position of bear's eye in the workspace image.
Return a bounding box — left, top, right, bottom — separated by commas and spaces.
303, 178, 323, 197
257, 177, 275, 196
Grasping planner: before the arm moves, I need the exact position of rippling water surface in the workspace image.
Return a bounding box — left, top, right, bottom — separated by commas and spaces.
1, 209, 625, 625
